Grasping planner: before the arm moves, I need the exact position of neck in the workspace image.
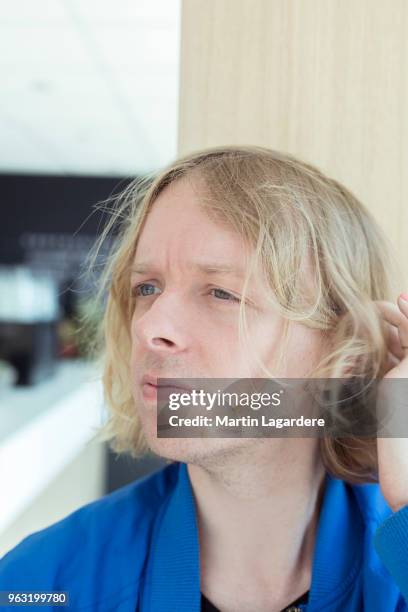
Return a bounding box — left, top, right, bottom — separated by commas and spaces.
187, 439, 326, 609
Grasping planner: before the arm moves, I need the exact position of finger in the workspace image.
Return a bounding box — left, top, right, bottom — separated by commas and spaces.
386, 350, 401, 371
397, 295, 408, 353
375, 300, 407, 328
384, 321, 406, 360
375, 299, 408, 353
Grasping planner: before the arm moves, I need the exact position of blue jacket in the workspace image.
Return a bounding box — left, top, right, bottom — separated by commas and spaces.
1, 460, 408, 611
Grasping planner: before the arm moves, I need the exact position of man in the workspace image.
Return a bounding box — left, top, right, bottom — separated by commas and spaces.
1, 146, 408, 611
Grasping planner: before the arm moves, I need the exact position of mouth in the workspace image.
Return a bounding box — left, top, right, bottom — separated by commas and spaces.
140, 375, 193, 401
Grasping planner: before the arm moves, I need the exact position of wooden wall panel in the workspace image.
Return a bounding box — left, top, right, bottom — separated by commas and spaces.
178, 0, 408, 290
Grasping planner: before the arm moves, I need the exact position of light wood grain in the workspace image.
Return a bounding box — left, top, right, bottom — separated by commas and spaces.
178, 0, 408, 291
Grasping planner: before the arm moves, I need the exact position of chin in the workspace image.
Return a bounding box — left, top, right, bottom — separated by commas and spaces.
143, 431, 252, 467
137, 402, 255, 465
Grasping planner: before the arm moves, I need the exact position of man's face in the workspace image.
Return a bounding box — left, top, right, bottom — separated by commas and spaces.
129, 177, 328, 463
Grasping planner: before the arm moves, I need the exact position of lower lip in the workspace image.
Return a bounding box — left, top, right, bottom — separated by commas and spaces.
142, 383, 158, 401
141, 383, 191, 402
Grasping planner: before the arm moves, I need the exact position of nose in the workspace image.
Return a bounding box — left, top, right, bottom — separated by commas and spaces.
132, 291, 190, 355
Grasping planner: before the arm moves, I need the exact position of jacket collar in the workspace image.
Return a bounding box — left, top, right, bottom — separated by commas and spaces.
139, 461, 201, 612
139, 461, 383, 612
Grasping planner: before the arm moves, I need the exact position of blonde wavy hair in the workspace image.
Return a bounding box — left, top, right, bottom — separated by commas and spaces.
86, 145, 400, 485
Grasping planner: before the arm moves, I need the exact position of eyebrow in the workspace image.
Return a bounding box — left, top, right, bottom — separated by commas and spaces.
130, 261, 246, 278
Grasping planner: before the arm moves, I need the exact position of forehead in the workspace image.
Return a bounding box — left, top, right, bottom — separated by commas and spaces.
133, 178, 253, 269
131, 177, 318, 302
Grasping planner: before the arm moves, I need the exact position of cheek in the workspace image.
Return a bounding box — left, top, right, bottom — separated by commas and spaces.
285, 327, 327, 375
296, 327, 326, 356
130, 314, 144, 356
244, 316, 285, 358
129, 339, 139, 372
241, 318, 327, 378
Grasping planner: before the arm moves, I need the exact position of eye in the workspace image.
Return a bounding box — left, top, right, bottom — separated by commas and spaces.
131, 282, 161, 298
211, 288, 240, 303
